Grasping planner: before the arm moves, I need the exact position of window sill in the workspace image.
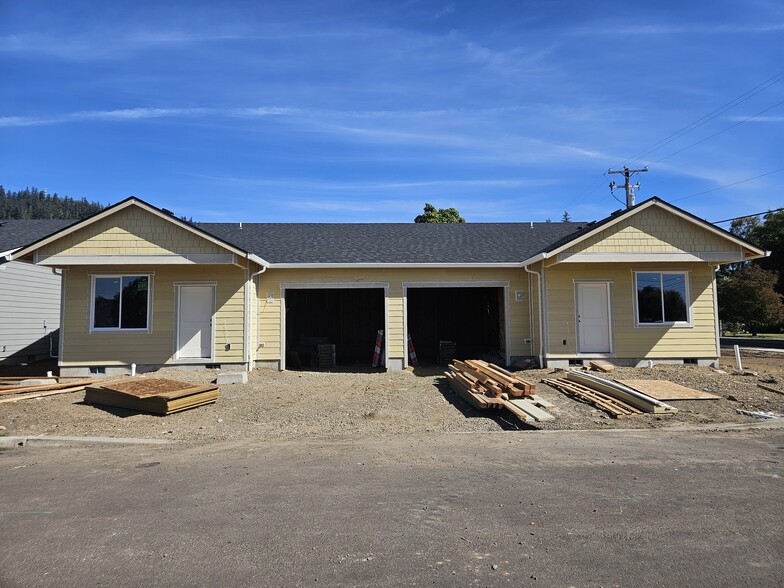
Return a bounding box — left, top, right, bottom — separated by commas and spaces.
635, 322, 692, 328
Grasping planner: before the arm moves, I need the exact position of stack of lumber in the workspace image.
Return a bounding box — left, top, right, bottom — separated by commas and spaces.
445, 360, 554, 424
450, 359, 535, 398
544, 370, 678, 418
543, 377, 643, 419
85, 378, 219, 415
0, 377, 93, 404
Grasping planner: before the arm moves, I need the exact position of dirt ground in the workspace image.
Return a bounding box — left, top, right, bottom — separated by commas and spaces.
1, 348, 781, 441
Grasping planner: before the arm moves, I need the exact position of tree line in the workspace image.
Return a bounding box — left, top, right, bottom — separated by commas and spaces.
0, 186, 105, 220
719, 210, 784, 334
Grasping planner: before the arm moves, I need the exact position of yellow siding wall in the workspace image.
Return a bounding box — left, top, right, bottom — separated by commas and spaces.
40, 206, 226, 256
544, 262, 718, 359
60, 265, 246, 366
256, 268, 532, 364
566, 206, 735, 254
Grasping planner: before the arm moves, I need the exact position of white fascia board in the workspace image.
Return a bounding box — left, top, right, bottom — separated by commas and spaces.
543, 200, 767, 261
0, 247, 20, 263
557, 251, 747, 263
268, 262, 524, 269
520, 252, 548, 267
12, 198, 249, 260
35, 253, 237, 266
247, 253, 271, 268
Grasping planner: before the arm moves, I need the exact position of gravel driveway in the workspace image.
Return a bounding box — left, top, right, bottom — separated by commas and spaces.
2, 349, 781, 442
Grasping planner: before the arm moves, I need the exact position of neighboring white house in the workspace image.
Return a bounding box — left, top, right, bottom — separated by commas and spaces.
0, 219, 73, 364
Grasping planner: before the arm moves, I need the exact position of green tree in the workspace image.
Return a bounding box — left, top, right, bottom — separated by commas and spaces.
414, 203, 465, 223
718, 264, 784, 335
751, 210, 784, 294
561, 211, 571, 222
0, 185, 104, 219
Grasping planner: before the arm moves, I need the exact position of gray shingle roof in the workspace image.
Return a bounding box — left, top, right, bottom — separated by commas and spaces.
196, 222, 587, 264
0, 219, 75, 253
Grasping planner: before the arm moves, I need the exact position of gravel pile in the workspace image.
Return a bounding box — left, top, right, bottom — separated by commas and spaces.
1, 349, 781, 442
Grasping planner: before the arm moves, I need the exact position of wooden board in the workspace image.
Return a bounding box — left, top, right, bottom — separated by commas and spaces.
508, 399, 555, 421
589, 361, 614, 372
619, 379, 721, 401
98, 378, 208, 398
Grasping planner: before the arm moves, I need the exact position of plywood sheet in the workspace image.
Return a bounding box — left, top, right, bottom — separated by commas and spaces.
619, 379, 721, 401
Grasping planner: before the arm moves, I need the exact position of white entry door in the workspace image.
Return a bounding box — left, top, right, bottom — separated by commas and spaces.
576, 282, 612, 354
177, 285, 214, 360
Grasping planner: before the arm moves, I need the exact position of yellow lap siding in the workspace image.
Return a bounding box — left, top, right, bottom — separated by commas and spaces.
40, 206, 227, 256
60, 265, 246, 366
256, 267, 532, 364
566, 206, 735, 254
544, 262, 718, 359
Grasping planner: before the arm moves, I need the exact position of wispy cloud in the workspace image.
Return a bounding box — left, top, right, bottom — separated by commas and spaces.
723, 114, 784, 123
570, 22, 784, 35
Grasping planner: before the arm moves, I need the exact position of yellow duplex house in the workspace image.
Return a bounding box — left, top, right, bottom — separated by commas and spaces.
7, 196, 766, 376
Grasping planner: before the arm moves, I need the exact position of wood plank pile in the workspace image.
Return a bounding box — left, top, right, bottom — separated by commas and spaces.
0, 377, 93, 404
85, 378, 220, 415
544, 370, 678, 418
543, 377, 643, 418
445, 360, 554, 424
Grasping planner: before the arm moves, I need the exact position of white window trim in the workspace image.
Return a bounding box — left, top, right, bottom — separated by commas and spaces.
88, 273, 153, 333
633, 270, 692, 328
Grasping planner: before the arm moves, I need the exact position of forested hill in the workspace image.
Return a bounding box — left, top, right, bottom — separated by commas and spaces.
0, 186, 105, 220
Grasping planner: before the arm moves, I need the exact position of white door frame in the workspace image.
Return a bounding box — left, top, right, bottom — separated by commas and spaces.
402, 281, 511, 367
574, 280, 613, 356
174, 282, 216, 362
279, 282, 389, 371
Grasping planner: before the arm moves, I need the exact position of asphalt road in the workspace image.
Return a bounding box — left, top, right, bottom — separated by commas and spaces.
2, 428, 783, 587
721, 336, 784, 350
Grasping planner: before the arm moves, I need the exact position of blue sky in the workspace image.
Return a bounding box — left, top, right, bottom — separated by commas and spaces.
1, 0, 782, 224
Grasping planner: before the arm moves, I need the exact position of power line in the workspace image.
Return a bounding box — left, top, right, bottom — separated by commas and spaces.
713, 207, 784, 224
620, 69, 784, 167
672, 166, 784, 202
646, 98, 784, 166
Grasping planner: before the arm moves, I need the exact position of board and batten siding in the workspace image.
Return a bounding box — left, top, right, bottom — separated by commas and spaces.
59, 265, 246, 367
544, 262, 718, 359
0, 261, 61, 362
255, 267, 533, 366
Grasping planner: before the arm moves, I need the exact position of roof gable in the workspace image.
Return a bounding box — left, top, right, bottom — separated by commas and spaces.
532, 198, 766, 264
10, 197, 260, 264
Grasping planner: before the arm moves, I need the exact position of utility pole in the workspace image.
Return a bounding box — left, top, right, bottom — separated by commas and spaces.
608, 166, 647, 208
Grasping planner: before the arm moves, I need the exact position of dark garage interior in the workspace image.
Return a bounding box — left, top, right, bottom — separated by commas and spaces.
406, 287, 504, 365
285, 288, 385, 369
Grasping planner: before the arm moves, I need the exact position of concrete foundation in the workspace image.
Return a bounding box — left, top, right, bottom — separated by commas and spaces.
254, 360, 281, 371
386, 358, 404, 372
216, 371, 248, 385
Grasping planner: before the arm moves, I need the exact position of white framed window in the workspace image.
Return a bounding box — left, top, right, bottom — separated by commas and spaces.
634, 271, 691, 327
89, 274, 152, 332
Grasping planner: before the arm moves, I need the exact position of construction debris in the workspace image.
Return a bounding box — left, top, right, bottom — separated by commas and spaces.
565, 371, 678, 414
736, 409, 783, 419
85, 378, 220, 415
0, 379, 93, 402
758, 383, 784, 396
619, 379, 721, 401
445, 360, 552, 424
544, 378, 643, 419
589, 360, 615, 373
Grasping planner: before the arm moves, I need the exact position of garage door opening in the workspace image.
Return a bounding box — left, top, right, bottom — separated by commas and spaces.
285, 288, 385, 370
406, 287, 505, 366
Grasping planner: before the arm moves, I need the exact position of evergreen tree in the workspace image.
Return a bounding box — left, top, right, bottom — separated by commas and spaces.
0, 186, 105, 219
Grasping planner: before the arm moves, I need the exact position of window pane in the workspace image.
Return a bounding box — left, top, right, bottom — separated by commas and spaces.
637, 273, 663, 323
94, 277, 121, 328
121, 276, 149, 329
663, 273, 687, 322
